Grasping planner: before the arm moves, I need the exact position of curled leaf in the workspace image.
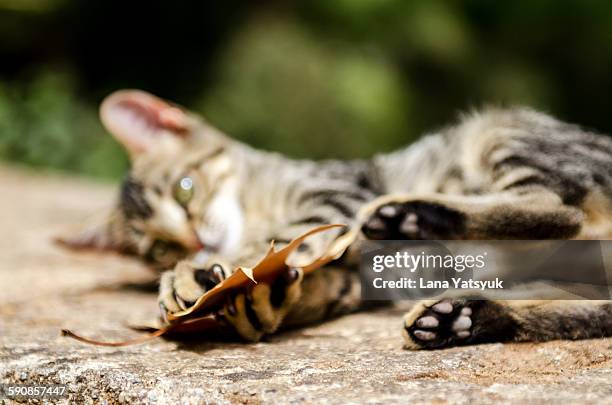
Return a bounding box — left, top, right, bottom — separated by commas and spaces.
167, 223, 347, 321
62, 223, 358, 346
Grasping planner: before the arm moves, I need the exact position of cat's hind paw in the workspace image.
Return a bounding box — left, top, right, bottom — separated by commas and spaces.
402, 299, 475, 350
361, 200, 466, 240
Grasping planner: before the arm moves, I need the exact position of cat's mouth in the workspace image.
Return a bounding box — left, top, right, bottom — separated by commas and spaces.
169, 230, 204, 252
190, 240, 223, 266
197, 237, 222, 254
196, 228, 228, 255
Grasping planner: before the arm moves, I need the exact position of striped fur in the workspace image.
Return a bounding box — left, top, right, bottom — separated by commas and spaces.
77, 90, 611, 347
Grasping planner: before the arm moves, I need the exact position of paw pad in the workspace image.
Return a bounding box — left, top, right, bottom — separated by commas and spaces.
362, 200, 466, 240
194, 264, 225, 291
405, 299, 474, 349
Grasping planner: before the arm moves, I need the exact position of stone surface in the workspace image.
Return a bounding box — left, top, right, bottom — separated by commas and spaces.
1, 166, 611, 404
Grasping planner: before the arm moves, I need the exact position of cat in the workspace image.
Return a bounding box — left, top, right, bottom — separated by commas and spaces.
64, 89, 612, 349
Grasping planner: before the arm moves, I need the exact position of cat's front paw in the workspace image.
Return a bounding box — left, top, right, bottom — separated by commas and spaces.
158, 259, 230, 319
361, 200, 466, 240
402, 299, 475, 350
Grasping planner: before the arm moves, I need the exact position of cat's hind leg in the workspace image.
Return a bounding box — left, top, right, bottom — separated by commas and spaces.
358, 192, 606, 350
360, 191, 584, 241
403, 299, 612, 350
403, 298, 515, 349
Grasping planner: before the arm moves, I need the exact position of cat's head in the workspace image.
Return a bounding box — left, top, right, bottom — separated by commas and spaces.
60, 90, 244, 269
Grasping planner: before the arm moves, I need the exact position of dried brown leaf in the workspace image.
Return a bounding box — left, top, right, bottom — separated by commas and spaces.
62, 223, 359, 346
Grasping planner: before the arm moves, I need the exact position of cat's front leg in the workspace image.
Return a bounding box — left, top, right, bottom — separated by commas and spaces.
158, 258, 230, 316
158, 256, 303, 341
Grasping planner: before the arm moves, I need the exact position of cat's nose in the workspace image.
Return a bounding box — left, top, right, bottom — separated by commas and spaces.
195, 229, 222, 253
193, 237, 205, 251
188, 234, 205, 251
176, 231, 204, 252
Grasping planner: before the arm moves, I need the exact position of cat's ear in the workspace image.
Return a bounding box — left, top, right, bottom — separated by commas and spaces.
55, 211, 125, 252
100, 90, 190, 158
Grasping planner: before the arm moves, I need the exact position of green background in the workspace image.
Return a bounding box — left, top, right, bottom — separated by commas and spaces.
1, 0, 612, 179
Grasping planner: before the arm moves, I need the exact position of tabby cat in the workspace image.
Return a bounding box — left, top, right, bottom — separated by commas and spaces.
65, 90, 612, 349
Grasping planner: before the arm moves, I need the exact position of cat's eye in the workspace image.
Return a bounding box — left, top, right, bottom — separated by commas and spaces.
147, 239, 187, 266
150, 239, 169, 261
174, 176, 194, 205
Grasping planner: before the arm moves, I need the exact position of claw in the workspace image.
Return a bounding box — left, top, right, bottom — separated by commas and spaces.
159, 302, 169, 324
226, 295, 237, 316
174, 292, 190, 311
211, 264, 226, 281
194, 265, 224, 291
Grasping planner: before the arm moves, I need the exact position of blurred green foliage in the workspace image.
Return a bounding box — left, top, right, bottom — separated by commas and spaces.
1, 0, 612, 179
199, 17, 410, 159
0, 72, 128, 177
